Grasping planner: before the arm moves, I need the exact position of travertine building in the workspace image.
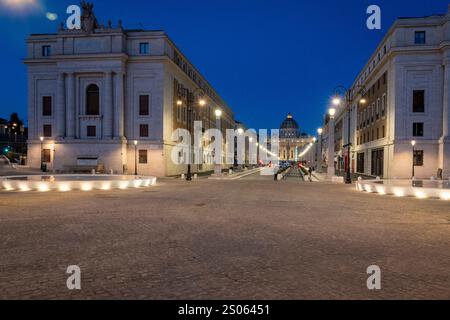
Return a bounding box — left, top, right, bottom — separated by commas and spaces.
25, 4, 234, 177
325, 5, 450, 179
278, 114, 314, 162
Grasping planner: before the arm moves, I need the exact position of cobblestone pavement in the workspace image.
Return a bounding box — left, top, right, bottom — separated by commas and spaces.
0, 178, 449, 299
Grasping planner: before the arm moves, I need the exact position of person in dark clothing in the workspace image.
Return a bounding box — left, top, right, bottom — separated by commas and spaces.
308, 167, 313, 182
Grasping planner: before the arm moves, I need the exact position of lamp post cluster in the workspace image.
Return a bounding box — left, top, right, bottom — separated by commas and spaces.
330, 85, 366, 184
176, 88, 228, 181
176, 88, 207, 181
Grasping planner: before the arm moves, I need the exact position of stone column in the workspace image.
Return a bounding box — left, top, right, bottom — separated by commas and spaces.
56, 73, 65, 138
114, 72, 125, 139
327, 117, 336, 178
66, 73, 76, 139
103, 71, 113, 139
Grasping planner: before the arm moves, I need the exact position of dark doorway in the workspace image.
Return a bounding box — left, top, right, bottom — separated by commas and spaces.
371, 149, 384, 177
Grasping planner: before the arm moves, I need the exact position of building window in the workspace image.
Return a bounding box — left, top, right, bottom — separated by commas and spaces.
413, 122, 424, 137
42, 45, 51, 57
376, 99, 380, 119
139, 124, 149, 137
86, 84, 100, 115
139, 95, 150, 116
415, 31, 426, 44
139, 42, 149, 54
139, 150, 148, 164
382, 94, 386, 116
43, 149, 51, 163
87, 125, 97, 137
43, 124, 52, 137
413, 90, 425, 113
382, 125, 385, 138
42, 96, 52, 116
413, 150, 424, 166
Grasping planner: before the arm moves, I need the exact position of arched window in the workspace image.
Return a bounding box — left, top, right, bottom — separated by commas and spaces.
86, 84, 100, 115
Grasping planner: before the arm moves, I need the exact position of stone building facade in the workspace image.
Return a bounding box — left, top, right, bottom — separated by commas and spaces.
278, 114, 314, 162
324, 5, 450, 179
24, 6, 234, 177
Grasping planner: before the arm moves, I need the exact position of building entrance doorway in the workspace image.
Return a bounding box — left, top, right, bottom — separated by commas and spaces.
371, 149, 384, 177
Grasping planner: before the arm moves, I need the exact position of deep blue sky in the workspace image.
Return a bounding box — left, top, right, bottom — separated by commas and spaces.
0, 0, 448, 133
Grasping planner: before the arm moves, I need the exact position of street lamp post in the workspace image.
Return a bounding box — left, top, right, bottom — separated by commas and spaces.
317, 128, 323, 173
327, 108, 336, 178
134, 140, 138, 176
215, 109, 223, 176
332, 85, 366, 184
183, 88, 206, 181
411, 140, 416, 179
40, 136, 44, 172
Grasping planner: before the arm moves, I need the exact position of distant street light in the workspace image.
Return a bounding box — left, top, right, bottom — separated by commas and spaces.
328, 108, 336, 118
332, 97, 341, 106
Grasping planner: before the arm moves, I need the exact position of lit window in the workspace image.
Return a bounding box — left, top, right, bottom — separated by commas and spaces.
43, 149, 51, 163
413, 150, 424, 166
139, 150, 148, 164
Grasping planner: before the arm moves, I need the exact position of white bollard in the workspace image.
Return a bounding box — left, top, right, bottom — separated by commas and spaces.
229, 169, 233, 175
110, 169, 114, 175
194, 174, 198, 179
430, 176, 436, 181
91, 169, 96, 175
181, 174, 185, 180
376, 176, 381, 180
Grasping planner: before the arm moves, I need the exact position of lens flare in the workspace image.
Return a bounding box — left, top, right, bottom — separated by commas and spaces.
0, 0, 42, 14
45, 12, 57, 21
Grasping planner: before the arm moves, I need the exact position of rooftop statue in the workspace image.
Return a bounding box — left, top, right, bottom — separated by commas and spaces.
81, 1, 99, 33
